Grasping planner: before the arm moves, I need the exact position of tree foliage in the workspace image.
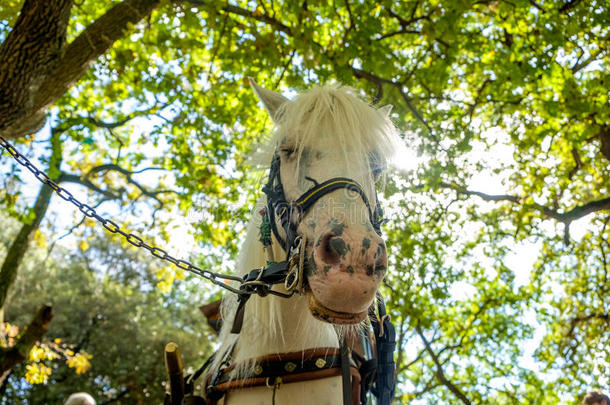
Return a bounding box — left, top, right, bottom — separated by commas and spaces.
1, 216, 213, 404
0, 0, 608, 403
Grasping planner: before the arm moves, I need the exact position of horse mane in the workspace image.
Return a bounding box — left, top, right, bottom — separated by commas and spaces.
207, 84, 401, 380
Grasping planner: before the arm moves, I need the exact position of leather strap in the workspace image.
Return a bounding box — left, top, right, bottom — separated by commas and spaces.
370, 294, 396, 405
294, 177, 381, 236
205, 347, 361, 405
340, 340, 353, 405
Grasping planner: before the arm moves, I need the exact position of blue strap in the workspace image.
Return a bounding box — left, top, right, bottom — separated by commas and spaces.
370, 296, 396, 405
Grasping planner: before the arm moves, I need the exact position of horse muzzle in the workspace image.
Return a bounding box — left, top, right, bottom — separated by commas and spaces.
305, 227, 387, 324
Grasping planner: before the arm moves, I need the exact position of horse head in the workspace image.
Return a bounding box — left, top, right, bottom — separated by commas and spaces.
251, 80, 400, 325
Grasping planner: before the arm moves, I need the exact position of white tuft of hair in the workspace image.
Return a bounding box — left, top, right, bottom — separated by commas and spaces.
65, 392, 96, 405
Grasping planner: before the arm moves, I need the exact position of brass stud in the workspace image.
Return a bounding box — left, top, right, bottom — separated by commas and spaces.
284, 362, 297, 372
253, 365, 263, 375
315, 358, 326, 368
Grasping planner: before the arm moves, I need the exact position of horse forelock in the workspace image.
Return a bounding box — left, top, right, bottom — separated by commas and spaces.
274, 84, 400, 177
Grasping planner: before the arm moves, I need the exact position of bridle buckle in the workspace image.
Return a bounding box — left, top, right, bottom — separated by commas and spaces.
284, 235, 306, 294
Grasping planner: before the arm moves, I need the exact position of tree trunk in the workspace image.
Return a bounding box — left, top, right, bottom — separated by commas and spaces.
0, 0, 162, 140
0, 133, 62, 386
0, 184, 56, 309
0, 131, 62, 309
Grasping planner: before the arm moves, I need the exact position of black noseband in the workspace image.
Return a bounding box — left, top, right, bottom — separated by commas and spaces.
262, 152, 384, 253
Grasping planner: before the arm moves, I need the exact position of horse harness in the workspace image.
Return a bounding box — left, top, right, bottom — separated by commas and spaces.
230, 152, 385, 333
193, 152, 397, 405
191, 295, 395, 405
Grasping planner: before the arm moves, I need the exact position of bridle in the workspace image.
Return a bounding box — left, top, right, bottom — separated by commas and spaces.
230, 150, 385, 333
262, 151, 384, 255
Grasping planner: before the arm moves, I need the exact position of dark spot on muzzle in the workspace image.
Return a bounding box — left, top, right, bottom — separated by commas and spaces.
376, 244, 384, 258
329, 220, 346, 236
361, 237, 371, 256
305, 253, 317, 276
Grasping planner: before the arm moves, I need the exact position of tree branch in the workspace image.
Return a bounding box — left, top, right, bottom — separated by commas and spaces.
565, 313, 609, 339
377, 28, 421, 41
385, 5, 430, 29
415, 325, 472, 405
571, 48, 603, 73
351, 67, 433, 136
467, 78, 492, 124
221, 3, 292, 34
559, 0, 582, 13
378, 5, 429, 40
438, 182, 610, 223
567, 148, 584, 180
58, 172, 120, 200
0, 305, 54, 386
0, 0, 74, 134
1, 0, 162, 139
340, 0, 354, 46
58, 164, 176, 207
45, 198, 112, 260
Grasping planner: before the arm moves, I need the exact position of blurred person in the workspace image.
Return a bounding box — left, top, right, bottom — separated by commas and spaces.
582, 390, 610, 405
64, 392, 96, 405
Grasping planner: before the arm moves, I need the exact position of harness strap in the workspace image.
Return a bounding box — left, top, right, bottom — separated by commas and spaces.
370, 294, 396, 405
340, 339, 353, 405
262, 152, 385, 254
295, 177, 380, 235
205, 347, 360, 405
230, 261, 291, 334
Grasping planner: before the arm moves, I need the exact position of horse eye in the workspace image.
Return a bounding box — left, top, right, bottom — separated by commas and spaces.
370, 161, 385, 182
372, 167, 382, 181
280, 147, 295, 157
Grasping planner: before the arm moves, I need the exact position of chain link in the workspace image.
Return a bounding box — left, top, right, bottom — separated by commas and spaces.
0, 135, 250, 295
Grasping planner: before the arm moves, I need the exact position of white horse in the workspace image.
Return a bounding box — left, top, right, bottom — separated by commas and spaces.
204, 80, 401, 405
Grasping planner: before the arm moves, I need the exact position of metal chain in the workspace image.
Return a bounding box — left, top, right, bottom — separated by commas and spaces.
0, 135, 250, 295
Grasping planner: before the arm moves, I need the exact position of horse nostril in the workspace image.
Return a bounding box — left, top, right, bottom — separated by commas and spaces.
318, 234, 347, 265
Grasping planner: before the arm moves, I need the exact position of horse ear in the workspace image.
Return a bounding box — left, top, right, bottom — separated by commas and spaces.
378, 104, 393, 118
248, 77, 289, 122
